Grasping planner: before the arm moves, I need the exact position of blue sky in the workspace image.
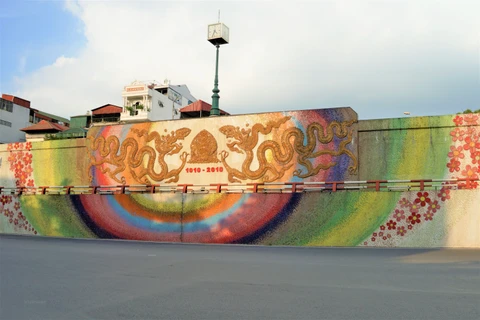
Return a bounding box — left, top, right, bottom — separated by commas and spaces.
0, 0, 479, 119
0, 0, 85, 93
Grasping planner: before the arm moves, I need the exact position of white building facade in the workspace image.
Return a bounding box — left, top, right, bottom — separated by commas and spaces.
120, 80, 196, 123
0, 97, 31, 143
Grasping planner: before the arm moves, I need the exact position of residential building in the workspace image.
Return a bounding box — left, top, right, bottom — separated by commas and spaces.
91, 104, 122, 125
0, 95, 32, 143
1, 94, 70, 144
120, 80, 197, 123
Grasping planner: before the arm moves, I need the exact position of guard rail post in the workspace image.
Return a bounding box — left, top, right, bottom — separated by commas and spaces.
210, 183, 228, 193
178, 184, 193, 193
247, 183, 260, 193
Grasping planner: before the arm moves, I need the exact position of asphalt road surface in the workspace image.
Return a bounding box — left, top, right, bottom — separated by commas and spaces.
0, 235, 479, 320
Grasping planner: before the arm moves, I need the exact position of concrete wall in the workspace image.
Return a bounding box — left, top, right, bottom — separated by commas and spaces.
1, 111, 479, 247
358, 115, 462, 180
1, 190, 478, 247
0, 139, 89, 188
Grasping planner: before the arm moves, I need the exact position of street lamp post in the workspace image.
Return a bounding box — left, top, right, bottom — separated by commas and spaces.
211, 44, 221, 116
207, 22, 229, 117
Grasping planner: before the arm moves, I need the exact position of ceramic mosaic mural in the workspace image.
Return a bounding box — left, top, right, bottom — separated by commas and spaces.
0, 111, 478, 247
86, 108, 358, 185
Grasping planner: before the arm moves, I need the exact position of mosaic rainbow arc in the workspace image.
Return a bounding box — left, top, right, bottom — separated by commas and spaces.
0, 110, 479, 247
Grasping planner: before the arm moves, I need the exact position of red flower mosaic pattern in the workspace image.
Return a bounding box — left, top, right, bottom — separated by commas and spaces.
364, 190, 438, 245
450, 128, 465, 142
453, 115, 463, 126
0, 195, 36, 235
398, 198, 410, 208
461, 165, 479, 180
386, 220, 397, 230
427, 200, 440, 213
407, 212, 421, 225
447, 159, 461, 172
447, 114, 480, 188
364, 113, 479, 246
448, 146, 464, 160
408, 202, 421, 214
471, 151, 480, 165
6, 142, 34, 187
397, 226, 407, 236
414, 192, 431, 207
1, 142, 36, 234
1, 195, 12, 205
463, 136, 480, 154
437, 187, 451, 201
392, 209, 405, 222
424, 211, 434, 221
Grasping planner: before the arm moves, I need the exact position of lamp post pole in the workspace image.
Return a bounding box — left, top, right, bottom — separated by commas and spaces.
207, 21, 229, 116
211, 44, 220, 116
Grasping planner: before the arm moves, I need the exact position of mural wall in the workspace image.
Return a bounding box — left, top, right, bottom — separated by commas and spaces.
0, 111, 479, 247
0, 139, 89, 188
1, 190, 478, 247
358, 115, 465, 180
86, 108, 358, 185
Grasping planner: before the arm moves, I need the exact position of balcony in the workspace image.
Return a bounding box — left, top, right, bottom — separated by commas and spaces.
92, 116, 120, 124
120, 105, 151, 123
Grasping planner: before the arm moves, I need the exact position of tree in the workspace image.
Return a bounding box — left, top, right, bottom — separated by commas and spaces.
457, 109, 480, 114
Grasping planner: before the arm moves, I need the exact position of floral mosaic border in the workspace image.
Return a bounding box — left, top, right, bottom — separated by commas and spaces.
364, 113, 479, 246
0, 142, 36, 234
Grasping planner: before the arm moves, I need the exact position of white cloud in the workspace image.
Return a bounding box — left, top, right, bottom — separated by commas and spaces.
63, 0, 83, 18
53, 56, 76, 67
10, 0, 480, 119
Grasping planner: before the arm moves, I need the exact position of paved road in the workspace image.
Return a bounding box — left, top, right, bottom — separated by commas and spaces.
0, 235, 479, 320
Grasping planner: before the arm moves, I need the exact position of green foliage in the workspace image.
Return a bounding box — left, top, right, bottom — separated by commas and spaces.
125, 104, 147, 115
44, 133, 62, 140
44, 133, 85, 141
457, 108, 480, 114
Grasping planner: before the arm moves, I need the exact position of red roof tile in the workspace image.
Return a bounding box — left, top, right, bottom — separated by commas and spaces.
20, 120, 69, 132
180, 100, 229, 115
2, 94, 31, 108
91, 104, 122, 115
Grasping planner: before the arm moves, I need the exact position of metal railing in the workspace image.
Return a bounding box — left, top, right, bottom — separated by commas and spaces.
0, 178, 478, 195
91, 117, 120, 123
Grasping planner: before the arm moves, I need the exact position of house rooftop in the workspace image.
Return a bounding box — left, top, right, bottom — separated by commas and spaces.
34, 110, 70, 124
180, 100, 229, 118
91, 104, 122, 115
1, 94, 31, 108
20, 120, 69, 133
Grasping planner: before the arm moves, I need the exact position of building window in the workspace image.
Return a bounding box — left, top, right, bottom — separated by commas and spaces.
0, 119, 12, 127
0, 99, 13, 112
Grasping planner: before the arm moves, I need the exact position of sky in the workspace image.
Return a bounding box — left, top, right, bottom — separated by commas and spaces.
0, 0, 479, 120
